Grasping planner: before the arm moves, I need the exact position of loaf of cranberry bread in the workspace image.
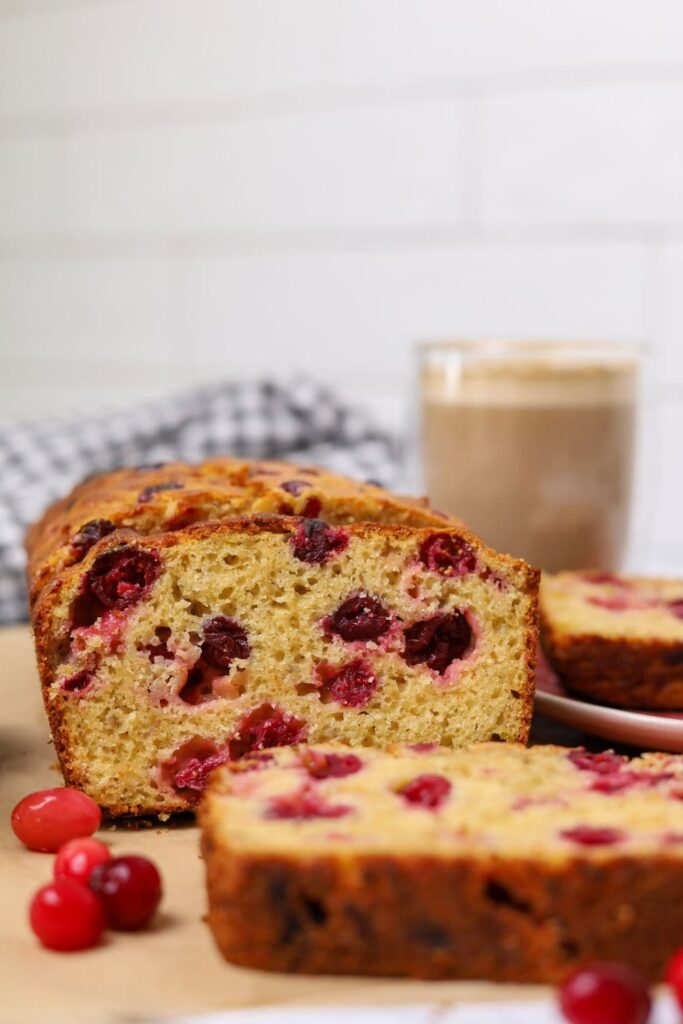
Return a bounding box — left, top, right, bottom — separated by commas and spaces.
541, 570, 683, 709
200, 741, 683, 982
30, 508, 538, 816
26, 457, 454, 609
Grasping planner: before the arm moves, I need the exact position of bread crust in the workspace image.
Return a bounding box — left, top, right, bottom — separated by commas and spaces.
199, 831, 683, 982
26, 458, 458, 609
540, 613, 683, 710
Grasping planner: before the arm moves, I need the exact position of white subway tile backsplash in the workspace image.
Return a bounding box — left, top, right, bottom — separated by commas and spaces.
167, 242, 649, 427
659, 244, 683, 387
648, 402, 683, 557
62, 101, 463, 235
2, 0, 683, 119
0, 138, 66, 235
482, 83, 683, 228
0, 258, 171, 361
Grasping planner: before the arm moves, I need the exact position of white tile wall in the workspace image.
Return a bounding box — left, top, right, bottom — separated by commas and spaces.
1, 0, 682, 569
482, 83, 683, 228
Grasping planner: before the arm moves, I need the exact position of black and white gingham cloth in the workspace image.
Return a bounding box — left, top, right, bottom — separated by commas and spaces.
0, 379, 400, 626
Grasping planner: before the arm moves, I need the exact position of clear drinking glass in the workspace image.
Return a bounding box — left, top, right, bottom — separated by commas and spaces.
418, 340, 643, 572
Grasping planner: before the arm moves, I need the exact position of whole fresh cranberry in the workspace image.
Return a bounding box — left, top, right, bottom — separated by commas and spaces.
398, 773, 452, 810
326, 592, 392, 642
12, 788, 101, 852
89, 855, 162, 931
201, 616, 251, 670
666, 947, 683, 1010
558, 963, 651, 1024
54, 837, 111, 884
419, 533, 477, 576
30, 879, 106, 951
71, 519, 116, 557
402, 612, 472, 673
290, 519, 349, 564
87, 546, 161, 609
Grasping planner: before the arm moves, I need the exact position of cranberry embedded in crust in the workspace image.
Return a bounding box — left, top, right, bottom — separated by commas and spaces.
301, 750, 364, 779
590, 770, 674, 795
560, 825, 625, 846
669, 600, 683, 620
60, 670, 95, 697
137, 481, 183, 503
70, 519, 116, 559
201, 616, 251, 670
402, 612, 472, 674
326, 592, 391, 642
87, 546, 161, 610
568, 750, 627, 775
399, 773, 452, 809
280, 479, 309, 496
419, 533, 477, 576
291, 518, 349, 564
581, 571, 628, 586
318, 660, 379, 708
161, 738, 229, 802
302, 496, 322, 518
266, 785, 351, 820
228, 703, 307, 760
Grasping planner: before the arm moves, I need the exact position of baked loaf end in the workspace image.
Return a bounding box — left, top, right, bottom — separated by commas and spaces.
200, 741, 683, 981
541, 570, 683, 709
32, 515, 537, 817
26, 457, 456, 609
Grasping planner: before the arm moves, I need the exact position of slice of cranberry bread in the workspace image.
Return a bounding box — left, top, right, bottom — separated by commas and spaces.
200, 741, 683, 981
31, 516, 538, 816
26, 457, 454, 609
541, 570, 683, 709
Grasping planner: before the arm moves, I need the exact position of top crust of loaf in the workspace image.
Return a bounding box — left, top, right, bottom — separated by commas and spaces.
26, 457, 462, 608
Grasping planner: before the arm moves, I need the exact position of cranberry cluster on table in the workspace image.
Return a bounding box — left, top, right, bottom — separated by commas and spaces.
12, 787, 162, 951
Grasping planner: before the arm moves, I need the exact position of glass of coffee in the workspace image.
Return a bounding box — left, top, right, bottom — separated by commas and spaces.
418, 340, 642, 572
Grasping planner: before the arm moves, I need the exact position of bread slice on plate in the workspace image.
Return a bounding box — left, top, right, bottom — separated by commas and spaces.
200, 741, 683, 981
541, 570, 683, 709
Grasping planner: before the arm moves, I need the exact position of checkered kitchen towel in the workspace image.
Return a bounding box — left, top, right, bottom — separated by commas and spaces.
0, 379, 400, 625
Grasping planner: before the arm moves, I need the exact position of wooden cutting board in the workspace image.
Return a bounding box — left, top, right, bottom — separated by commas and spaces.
0, 624, 549, 1022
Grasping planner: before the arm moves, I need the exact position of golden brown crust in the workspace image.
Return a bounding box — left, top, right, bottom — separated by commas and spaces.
26, 458, 459, 609
199, 834, 683, 982
541, 613, 683, 710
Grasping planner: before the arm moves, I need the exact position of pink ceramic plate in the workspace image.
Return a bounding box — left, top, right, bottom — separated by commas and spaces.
535, 656, 683, 752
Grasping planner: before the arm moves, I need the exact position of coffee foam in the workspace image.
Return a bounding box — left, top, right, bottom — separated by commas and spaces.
423, 358, 638, 408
